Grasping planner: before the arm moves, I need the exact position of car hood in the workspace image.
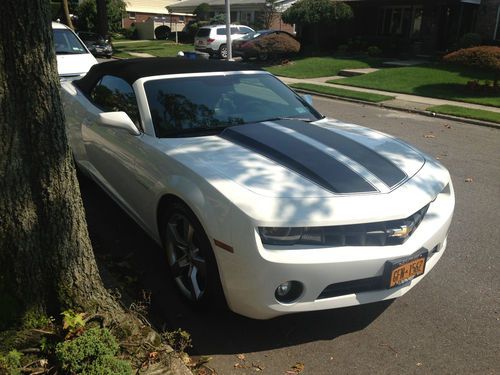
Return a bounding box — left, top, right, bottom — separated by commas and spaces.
56, 53, 97, 77
167, 118, 429, 199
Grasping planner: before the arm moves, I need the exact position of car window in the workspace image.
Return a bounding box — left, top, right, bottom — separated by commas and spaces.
90, 75, 140, 126
144, 73, 321, 138
53, 29, 87, 55
238, 26, 253, 34
216, 28, 226, 35
196, 28, 211, 37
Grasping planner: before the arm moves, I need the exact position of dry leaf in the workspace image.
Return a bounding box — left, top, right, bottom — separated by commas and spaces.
416, 362, 423, 367
291, 362, 305, 373
465, 178, 474, 182
237, 354, 246, 361
252, 363, 264, 371
444, 124, 452, 129
424, 134, 435, 138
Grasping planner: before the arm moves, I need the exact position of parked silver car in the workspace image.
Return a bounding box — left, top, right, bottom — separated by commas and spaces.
194, 24, 254, 58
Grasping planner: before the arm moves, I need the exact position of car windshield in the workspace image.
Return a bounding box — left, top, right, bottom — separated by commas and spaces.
53, 29, 87, 54
144, 73, 321, 138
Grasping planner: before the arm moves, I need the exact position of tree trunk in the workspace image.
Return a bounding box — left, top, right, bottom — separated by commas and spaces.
62, 0, 74, 30
0, 0, 121, 325
96, 0, 108, 37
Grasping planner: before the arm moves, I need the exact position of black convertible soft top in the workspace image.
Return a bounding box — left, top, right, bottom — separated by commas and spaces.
75, 57, 261, 96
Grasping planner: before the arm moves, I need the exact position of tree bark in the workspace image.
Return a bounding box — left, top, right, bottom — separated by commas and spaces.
0, 0, 121, 324
96, 0, 109, 37
62, 0, 74, 30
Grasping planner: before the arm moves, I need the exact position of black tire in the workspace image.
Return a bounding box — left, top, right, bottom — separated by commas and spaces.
160, 202, 225, 308
258, 52, 268, 61
219, 44, 228, 59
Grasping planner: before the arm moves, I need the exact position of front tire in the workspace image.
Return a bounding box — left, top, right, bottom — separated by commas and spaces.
161, 202, 224, 307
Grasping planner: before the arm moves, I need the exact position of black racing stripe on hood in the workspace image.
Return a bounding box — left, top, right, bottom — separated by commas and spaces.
220, 123, 377, 194
276, 120, 407, 188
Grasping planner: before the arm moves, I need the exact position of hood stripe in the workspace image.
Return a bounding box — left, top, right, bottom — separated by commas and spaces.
277, 120, 407, 188
220, 123, 377, 194
264, 122, 390, 193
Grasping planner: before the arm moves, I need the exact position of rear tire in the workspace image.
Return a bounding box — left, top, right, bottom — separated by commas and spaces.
160, 202, 225, 308
219, 44, 228, 59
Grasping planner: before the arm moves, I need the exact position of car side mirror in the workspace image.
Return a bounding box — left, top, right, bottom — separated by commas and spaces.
302, 94, 313, 106
98, 112, 140, 136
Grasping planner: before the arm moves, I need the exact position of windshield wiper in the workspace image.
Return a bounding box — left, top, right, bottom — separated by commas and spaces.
259, 116, 315, 123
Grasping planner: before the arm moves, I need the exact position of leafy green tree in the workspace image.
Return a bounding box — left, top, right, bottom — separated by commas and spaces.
76, 0, 125, 32
194, 2, 211, 21
282, 0, 353, 48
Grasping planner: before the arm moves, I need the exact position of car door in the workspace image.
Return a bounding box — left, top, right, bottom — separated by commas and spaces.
83, 75, 148, 223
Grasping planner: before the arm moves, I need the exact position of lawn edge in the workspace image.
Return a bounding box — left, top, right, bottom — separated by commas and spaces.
291, 87, 500, 129
290, 83, 394, 103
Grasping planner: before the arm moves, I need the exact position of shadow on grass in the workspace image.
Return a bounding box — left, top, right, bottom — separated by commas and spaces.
412, 83, 500, 107
79, 177, 392, 356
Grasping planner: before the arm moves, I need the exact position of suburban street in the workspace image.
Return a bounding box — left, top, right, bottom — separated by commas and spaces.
80, 96, 500, 374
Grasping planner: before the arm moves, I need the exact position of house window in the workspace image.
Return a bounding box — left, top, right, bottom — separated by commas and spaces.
495, 5, 500, 40
129, 12, 136, 20
379, 6, 416, 37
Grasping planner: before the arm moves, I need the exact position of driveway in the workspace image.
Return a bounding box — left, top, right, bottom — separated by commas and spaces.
80, 96, 500, 374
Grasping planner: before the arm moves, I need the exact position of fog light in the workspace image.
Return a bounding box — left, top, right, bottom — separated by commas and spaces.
275, 281, 303, 303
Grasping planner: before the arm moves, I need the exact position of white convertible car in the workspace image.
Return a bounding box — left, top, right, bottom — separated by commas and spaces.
61, 58, 454, 319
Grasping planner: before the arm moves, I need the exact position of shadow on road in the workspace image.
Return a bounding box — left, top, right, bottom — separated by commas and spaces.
80, 177, 392, 355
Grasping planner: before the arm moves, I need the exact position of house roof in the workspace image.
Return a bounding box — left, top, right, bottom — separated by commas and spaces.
168, 0, 295, 12
125, 0, 177, 14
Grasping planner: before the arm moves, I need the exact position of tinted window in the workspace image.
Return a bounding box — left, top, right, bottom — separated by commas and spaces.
90, 75, 140, 126
239, 26, 253, 34
53, 29, 87, 54
216, 28, 226, 35
144, 73, 321, 138
196, 28, 211, 37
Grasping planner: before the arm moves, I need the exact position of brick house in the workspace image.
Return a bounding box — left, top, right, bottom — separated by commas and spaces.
122, 0, 195, 36
343, 0, 500, 53
168, 0, 296, 33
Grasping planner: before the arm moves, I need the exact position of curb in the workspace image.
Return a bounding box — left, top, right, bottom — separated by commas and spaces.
292, 88, 500, 130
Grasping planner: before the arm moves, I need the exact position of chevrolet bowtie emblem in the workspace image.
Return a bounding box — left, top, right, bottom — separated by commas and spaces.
388, 225, 410, 238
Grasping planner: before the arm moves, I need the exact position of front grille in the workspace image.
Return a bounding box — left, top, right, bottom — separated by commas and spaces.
299, 204, 429, 247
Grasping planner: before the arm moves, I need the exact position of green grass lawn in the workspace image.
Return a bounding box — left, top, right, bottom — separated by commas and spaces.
427, 105, 500, 124
290, 83, 394, 103
266, 56, 382, 78
112, 40, 194, 58
332, 64, 500, 107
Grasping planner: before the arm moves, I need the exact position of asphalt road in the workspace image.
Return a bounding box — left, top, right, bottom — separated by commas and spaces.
80, 96, 500, 374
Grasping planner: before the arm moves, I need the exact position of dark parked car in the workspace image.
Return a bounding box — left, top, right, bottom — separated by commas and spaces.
232, 30, 300, 61
78, 31, 113, 58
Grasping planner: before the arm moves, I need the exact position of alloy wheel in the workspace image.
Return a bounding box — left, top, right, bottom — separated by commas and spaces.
165, 212, 207, 301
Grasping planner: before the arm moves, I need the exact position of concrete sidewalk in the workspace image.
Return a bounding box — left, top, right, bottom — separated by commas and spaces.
278, 76, 500, 128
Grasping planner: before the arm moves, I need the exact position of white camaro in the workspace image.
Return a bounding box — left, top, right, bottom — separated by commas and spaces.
61, 58, 455, 319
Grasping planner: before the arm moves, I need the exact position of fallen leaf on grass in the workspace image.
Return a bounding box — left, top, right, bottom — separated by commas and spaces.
465, 177, 474, 182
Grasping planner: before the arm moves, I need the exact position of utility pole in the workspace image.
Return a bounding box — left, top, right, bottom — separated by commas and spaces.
225, 0, 232, 60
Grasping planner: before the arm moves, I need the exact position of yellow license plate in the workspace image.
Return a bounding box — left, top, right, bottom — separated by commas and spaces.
385, 249, 428, 288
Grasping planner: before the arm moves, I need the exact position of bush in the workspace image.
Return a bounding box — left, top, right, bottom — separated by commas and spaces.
367, 45, 382, 57
443, 46, 500, 73
458, 33, 482, 49
0, 350, 22, 375
55, 328, 130, 375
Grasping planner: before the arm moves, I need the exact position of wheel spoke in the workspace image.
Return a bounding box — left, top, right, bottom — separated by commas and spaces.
167, 222, 188, 248
170, 255, 189, 277
187, 266, 202, 300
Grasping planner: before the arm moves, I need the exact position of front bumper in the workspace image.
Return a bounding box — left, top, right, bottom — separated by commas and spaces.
214, 181, 455, 319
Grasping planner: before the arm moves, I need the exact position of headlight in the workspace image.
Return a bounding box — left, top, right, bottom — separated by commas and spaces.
258, 227, 303, 245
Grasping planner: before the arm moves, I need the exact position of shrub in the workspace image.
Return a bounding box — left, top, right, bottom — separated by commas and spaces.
458, 33, 482, 49
443, 46, 500, 73
367, 45, 382, 57
337, 44, 348, 54
55, 327, 130, 374
0, 350, 22, 375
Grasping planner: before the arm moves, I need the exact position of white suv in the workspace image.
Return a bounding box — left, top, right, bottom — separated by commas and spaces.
194, 24, 255, 58
52, 22, 98, 78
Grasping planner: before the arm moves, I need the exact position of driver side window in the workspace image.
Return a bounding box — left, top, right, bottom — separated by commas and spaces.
90, 75, 140, 127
